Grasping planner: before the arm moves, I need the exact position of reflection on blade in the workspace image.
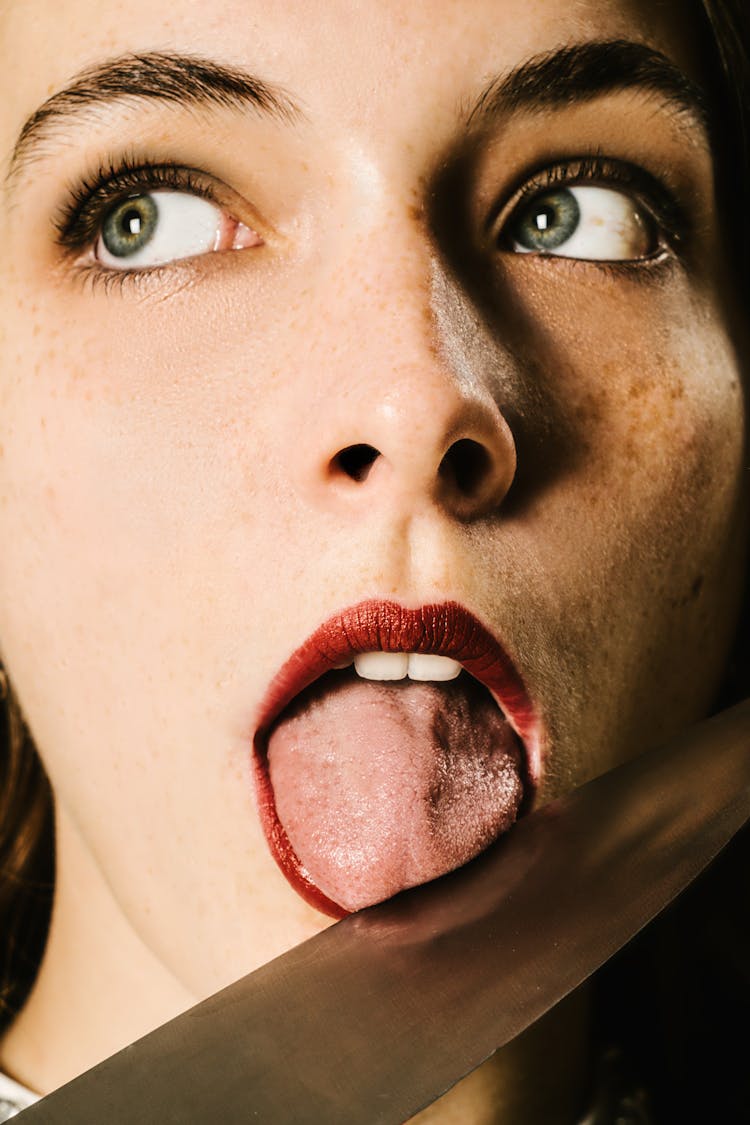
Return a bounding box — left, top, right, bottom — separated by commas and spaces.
19, 701, 750, 1125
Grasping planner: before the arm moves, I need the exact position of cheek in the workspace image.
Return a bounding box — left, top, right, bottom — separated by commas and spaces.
498, 268, 747, 791
0, 291, 230, 731
500, 260, 745, 533
0, 273, 335, 811
557, 278, 744, 561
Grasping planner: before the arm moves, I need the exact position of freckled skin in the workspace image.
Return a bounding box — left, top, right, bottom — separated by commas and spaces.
0, 0, 747, 1120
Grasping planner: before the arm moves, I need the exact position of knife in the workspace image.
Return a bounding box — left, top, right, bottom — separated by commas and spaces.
19, 699, 750, 1124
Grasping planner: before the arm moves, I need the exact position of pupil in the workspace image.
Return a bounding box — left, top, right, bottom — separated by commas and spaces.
124, 212, 142, 236
102, 195, 158, 259
535, 208, 553, 232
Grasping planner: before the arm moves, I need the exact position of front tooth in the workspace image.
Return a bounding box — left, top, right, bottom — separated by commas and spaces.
354, 652, 409, 680
407, 654, 462, 681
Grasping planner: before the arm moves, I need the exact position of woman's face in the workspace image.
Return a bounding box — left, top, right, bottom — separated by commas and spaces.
0, 0, 746, 995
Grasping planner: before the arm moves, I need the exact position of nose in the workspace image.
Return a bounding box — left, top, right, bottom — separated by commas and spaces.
328, 398, 515, 522
295, 232, 517, 523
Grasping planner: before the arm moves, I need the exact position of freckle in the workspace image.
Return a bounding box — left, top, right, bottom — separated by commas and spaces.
690, 575, 705, 600
622, 435, 636, 460
574, 389, 605, 425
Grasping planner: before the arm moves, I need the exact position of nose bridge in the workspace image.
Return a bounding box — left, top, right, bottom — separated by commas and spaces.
322, 209, 443, 387
297, 210, 517, 520
315, 215, 488, 419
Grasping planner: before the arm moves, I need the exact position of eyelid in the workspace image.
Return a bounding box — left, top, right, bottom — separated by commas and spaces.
487, 154, 687, 254
53, 158, 250, 254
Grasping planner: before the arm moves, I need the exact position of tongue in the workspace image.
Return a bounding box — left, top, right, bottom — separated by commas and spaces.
266, 672, 524, 912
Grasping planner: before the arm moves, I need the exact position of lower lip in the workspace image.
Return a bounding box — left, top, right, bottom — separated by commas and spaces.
251, 601, 539, 917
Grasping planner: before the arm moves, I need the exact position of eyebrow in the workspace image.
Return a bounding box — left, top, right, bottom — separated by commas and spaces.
5, 39, 706, 186
467, 39, 708, 131
6, 52, 303, 182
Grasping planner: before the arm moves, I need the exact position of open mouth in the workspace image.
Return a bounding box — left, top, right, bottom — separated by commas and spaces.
252, 601, 538, 917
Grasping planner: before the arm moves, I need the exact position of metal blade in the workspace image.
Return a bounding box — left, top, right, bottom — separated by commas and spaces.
19, 700, 750, 1124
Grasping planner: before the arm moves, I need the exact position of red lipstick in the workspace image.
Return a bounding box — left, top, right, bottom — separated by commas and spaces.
252, 600, 538, 917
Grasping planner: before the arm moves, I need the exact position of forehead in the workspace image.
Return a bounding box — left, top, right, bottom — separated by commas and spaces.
1, 0, 700, 148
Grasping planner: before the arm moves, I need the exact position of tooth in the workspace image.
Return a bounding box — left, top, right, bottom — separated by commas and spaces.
407, 654, 462, 681
354, 652, 409, 680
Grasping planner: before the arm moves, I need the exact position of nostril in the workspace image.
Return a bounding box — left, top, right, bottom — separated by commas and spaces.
332, 444, 381, 483
438, 438, 493, 497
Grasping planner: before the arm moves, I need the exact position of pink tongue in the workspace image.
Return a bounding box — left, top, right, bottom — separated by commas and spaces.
267, 672, 524, 912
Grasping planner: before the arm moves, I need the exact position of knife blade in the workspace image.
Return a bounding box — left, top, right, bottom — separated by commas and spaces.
19, 699, 750, 1124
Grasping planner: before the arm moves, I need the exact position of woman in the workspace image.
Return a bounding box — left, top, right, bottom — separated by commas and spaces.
0, 0, 747, 1120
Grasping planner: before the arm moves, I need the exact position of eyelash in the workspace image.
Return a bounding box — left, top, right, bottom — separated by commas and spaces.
494, 153, 687, 257
54, 158, 217, 251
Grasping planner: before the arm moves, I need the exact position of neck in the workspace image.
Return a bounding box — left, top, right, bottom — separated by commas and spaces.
0, 802, 195, 1095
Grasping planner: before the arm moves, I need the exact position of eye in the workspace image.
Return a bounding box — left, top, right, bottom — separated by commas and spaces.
96, 190, 261, 269
503, 185, 657, 262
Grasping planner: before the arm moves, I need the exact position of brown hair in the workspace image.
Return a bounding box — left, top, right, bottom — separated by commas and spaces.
0, 0, 748, 1038
700, 0, 750, 295
0, 678, 53, 1031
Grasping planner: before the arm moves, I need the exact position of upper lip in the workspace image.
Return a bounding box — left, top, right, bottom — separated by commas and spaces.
253, 599, 540, 782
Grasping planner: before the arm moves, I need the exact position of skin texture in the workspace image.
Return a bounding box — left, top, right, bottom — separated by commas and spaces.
0, 0, 747, 1120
